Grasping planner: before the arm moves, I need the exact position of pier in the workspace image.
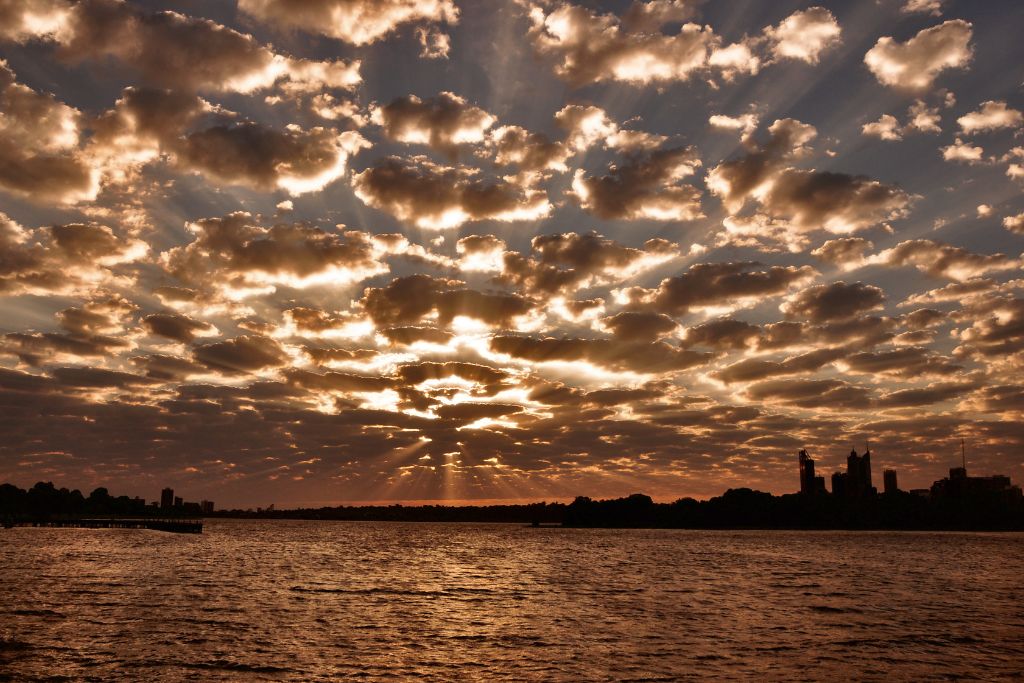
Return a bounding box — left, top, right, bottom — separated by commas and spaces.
5, 518, 203, 534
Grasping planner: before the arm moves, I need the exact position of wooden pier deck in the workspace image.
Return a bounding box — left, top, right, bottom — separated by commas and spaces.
5, 518, 203, 533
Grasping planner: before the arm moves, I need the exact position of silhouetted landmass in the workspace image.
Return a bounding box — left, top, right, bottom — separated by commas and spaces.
4, 481, 1022, 530
561, 490, 1024, 531
0, 482, 199, 520
212, 502, 568, 525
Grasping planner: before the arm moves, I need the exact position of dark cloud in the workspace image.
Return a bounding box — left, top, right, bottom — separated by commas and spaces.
374, 91, 494, 157
499, 232, 676, 296
193, 335, 288, 374
0, 61, 95, 203
602, 311, 677, 342
572, 147, 703, 220
352, 156, 551, 229
163, 213, 388, 291
51, 366, 155, 388
708, 118, 912, 247
681, 318, 761, 350
360, 274, 533, 328
782, 281, 885, 322
629, 262, 817, 315
843, 347, 961, 378
871, 240, 1020, 281
176, 123, 364, 194
490, 335, 711, 374
142, 313, 215, 344
714, 348, 847, 384
745, 378, 872, 409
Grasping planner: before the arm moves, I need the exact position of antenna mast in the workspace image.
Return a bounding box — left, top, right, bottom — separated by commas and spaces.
961, 438, 966, 470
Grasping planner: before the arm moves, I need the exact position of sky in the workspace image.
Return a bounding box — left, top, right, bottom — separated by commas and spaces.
0, 0, 1022, 508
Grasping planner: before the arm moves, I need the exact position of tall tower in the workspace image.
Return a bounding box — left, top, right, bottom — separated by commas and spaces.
883, 469, 898, 495
160, 487, 174, 509
847, 448, 862, 497
799, 449, 816, 495
862, 442, 873, 495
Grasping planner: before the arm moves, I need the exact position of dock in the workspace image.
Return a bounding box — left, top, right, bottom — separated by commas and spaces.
5, 518, 203, 534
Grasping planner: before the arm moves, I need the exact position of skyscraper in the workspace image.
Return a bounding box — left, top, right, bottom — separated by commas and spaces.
846, 447, 875, 498
831, 471, 848, 498
883, 469, 898, 495
798, 449, 817, 495
160, 487, 174, 509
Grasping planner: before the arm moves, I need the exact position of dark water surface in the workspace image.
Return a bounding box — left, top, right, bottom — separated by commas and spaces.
1, 521, 1022, 681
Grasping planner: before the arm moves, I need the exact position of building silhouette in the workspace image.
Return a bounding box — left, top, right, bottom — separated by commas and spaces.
160, 487, 174, 510
931, 466, 1023, 501
846, 446, 875, 498
173, 496, 183, 508
799, 450, 815, 495
798, 449, 826, 495
831, 471, 848, 498
200, 500, 214, 515
883, 469, 898, 495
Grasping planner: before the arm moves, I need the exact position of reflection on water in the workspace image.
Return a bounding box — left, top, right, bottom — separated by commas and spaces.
1, 521, 1022, 681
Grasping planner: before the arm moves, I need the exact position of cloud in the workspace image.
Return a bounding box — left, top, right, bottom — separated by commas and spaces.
865, 100, 944, 141
2, 296, 137, 366
380, 326, 454, 347
707, 118, 913, 244
373, 92, 495, 157
176, 123, 367, 195
954, 298, 1024, 359
876, 380, 977, 408
620, 0, 700, 33
500, 231, 676, 296
941, 138, 985, 163
714, 347, 846, 384
571, 147, 703, 220
237, 0, 458, 46
0, 217, 147, 295
812, 237, 873, 269
864, 20, 972, 90
193, 335, 289, 374
351, 156, 551, 229
489, 126, 570, 174
490, 335, 711, 374
161, 212, 392, 295
868, 239, 1021, 281
763, 7, 841, 64
142, 313, 216, 344
781, 281, 885, 322
901, 0, 944, 16
862, 114, 902, 141
957, 101, 1023, 134
89, 87, 368, 195
601, 311, 678, 342
360, 274, 534, 329
1004, 213, 1024, 235
416, 25, 451, 59
842, 347, 961, 379
525, 2, 721, 87
0, 0, 71, 41
51, 366, 155, 389
709, 112, 759, 143
744, 378, 871, 409
628, 261, 818, 315
681, 318, 761, 351
0, 61, 96, 203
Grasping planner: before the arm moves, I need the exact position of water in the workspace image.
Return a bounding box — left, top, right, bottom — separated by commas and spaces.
1, 521, 1022, 681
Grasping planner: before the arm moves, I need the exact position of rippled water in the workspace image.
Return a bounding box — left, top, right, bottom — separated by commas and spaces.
1, 521, 1022, 681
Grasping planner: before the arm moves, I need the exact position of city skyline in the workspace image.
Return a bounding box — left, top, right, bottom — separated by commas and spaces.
1, 0, 1023, 508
